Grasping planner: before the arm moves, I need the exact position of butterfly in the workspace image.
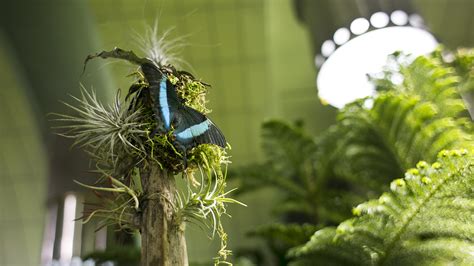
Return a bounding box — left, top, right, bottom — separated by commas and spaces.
84, 48, 226, 163
139, 63, 226, 153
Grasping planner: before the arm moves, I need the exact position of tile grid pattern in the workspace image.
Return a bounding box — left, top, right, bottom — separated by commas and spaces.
0, 34, 47, 266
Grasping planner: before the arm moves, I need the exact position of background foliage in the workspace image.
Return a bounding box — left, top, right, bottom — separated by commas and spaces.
231, 48, 474, 265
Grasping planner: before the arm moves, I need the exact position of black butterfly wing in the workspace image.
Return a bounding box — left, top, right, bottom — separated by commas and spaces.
173, 105, 226, 149
140, 63, 225, 149
140, 63, 180, 131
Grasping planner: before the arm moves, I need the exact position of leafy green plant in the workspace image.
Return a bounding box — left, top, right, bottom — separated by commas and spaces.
233, 121, 319, 221
289, 149, 473, 265
54, 27, 243, 264
232, 48, 474, 265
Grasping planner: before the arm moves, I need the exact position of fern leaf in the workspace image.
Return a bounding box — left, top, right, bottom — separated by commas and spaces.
289, 149, 474, 265
372, 92, 473, 168
248, 223, 320, 248
261, 120, 318, 177
230, 120, 320, 220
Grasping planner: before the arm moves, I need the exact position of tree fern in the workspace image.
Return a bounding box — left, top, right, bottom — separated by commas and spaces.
247, 223, 320, 265
289, 49, 474, 265
318, 51, 473, 203
232, 120, 320, 221
231, 49, 474, 265
289, 149, 474, 265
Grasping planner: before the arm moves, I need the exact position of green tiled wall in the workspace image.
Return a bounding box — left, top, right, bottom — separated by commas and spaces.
2, 0, 474, 264
0, 32, 47, 266
87, 0, 336, 262
0, 0, 336, 264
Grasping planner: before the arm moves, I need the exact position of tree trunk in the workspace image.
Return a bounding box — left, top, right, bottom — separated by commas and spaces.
140, 163, 188, 266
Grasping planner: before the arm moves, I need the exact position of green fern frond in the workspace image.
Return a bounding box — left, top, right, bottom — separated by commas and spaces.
230, 120, 320, 220
231, 120, 318, 193
447, 49, 474, 94
262, 120, 318, 175
289, 149, 474, 265
317, 52, 473, 211
248, 223, 319, 248
373, 50, 470, 119
401, 56, 466, 116
372, 92, 473, 168
229, 48, 474, 266
245, 223, 320, 266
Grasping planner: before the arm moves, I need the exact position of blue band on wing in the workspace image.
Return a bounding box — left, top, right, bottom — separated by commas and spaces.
159, 76, 171, 129
175, 119, 212, 141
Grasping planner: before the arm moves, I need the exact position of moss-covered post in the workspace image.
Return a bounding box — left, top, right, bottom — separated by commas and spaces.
57, 47, 241, 266
140, 164, 188, 266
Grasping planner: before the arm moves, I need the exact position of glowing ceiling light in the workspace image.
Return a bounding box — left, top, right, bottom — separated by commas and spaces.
391, 10, 409, 26
316, 15, 438, 108
315, 54, 325, 68
370, 12, 390, 28
60, 194, 77, 263
321, 40, 336, 57
334, 28, 351, 45
409, 14, 424, 27
350, 18, 370, 35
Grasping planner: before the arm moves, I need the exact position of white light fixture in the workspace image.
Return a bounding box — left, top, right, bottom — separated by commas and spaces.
391, 10, 409, 26
334, 28, 351, 45
60, 193, 77, 263
370, 12, 390, 28
321, 40, 336, 57
408, 14, 424, 27
316, 12, 438, 108
350, 18, 370, 35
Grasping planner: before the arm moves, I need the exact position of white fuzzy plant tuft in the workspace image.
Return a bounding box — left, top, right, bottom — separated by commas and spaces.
54, 87, 149, 165
134, 20, 191, 69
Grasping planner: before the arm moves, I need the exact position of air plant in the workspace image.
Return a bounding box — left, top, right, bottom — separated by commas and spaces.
54, 24, 244, 265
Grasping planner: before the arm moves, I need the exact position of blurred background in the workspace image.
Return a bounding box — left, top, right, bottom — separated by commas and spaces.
0, 0, 473, 265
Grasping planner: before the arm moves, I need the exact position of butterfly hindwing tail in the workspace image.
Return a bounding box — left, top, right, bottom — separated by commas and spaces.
174, 106, 226, 149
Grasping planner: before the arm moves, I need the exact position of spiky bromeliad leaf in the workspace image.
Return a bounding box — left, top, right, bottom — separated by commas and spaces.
57, 43, 242, 264
289, 149, 474, 266
54, 87, 148, 174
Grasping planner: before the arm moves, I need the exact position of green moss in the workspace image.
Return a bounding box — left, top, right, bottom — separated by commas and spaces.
64, 48, 239, 264
122, 64, 228, 177
168, 72, 210, 114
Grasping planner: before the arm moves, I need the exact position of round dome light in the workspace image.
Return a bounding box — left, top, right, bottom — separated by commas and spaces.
321, 40, 336, 57
391, 10, 409, 26
334, 28, 351, 45
350, 18, 370, 35
317, 26, 438, 108
370, 12, 389, 28
409, 14, 424, 27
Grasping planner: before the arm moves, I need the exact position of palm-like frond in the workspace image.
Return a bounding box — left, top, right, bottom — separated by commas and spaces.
250, 224, 319, 249
232, 50, 474, 265
231, 120, 319, 220
317, 52, 473, 212
289, 149, 474, 265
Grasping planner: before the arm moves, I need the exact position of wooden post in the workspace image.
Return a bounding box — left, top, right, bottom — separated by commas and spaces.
140, 163, 188, 266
